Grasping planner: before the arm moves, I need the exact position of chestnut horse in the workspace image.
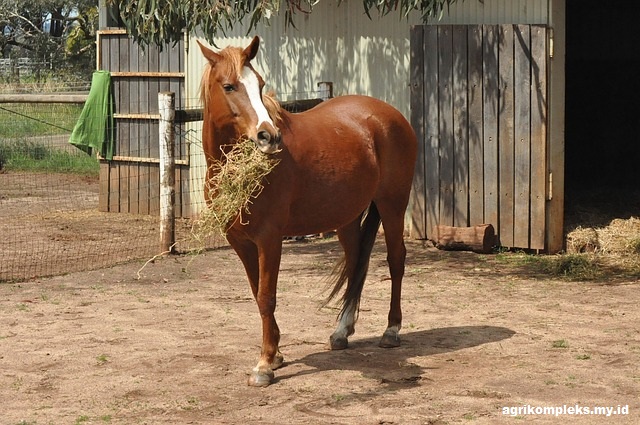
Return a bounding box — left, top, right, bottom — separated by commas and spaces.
198, 37, 417, 387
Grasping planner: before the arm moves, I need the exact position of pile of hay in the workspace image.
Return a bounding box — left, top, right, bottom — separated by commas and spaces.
597, 217, 640, 255
191, 138, 280, 244
567, 217, 640, 255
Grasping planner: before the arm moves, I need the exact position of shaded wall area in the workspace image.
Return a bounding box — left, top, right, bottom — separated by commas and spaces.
565, 0, 640, 193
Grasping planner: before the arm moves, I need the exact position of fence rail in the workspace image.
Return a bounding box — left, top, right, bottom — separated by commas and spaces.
0, 93, 89, 104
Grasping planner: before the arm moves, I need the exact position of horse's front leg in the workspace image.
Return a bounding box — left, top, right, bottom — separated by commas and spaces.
248, 236, 284, 387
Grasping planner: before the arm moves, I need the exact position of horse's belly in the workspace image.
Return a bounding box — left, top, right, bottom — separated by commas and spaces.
283, 179, 377, 235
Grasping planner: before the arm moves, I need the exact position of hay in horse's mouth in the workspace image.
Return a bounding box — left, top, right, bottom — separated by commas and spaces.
192, 137, 280, 242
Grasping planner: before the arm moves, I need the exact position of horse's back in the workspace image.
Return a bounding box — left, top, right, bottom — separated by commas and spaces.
292, 94, 417, 154
314, 95, 417, 187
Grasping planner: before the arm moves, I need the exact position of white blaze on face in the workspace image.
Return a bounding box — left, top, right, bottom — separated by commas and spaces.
239, 66, 274, 131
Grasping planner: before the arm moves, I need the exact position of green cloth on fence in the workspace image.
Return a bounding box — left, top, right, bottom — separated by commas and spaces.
68, 70, 115, 160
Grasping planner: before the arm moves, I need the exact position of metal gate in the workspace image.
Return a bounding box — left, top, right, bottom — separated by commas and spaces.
410, 24, 548, 250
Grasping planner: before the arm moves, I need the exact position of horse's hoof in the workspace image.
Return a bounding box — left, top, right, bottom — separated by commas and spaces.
329, 335, 348, 350
247, 368, 274, 387
379, 330, 401, 348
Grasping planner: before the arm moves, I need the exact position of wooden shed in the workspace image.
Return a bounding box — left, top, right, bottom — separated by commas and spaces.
94, 26, 191, 217
183, 0, 565, 252
98, 0, 640, 253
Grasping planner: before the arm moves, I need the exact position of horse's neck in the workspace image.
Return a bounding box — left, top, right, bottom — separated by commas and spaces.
204, 122, 240, 162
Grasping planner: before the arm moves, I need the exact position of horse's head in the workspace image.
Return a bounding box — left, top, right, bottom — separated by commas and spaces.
198, 36, 281, 154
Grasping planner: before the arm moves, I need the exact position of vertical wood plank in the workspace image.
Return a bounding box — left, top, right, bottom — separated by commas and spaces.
139, 164, 150, 215
120, 163, 130, 213
468, 25, 484, 226
129, 162, 140, 215
438, 25, 455, 228
118, 35, 130, 115
160, 46, 170, 74
452, 25, 469, 227
99, 161, 110, 212
530, 25, 547, 250
99, 33, 109, 71
108, 162, 120, 212
482, 25, 500, 231
514, 24, 533, 248
424, 25, 440, 239
139, 46, 150, 121
174, 166, 182, 218
498, 24, 515, 247
409, 25, 427, 239
108, 35, 119, 71
180, 165, 191, 218
150, 119, 160, 158
129, 44, 140, 115
149, 164, 161, 215
149, 48, 160, 112
546, 3, 565, 253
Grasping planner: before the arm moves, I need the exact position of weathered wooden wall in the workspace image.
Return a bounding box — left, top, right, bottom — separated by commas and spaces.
410, 24, 548, 250
97, 29, 190, 217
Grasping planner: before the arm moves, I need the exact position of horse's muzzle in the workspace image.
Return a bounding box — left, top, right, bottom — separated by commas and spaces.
255, 129, 282, 154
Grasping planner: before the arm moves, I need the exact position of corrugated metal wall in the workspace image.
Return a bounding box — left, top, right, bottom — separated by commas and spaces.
186, 0, 549, 110
186, 0, 550, 215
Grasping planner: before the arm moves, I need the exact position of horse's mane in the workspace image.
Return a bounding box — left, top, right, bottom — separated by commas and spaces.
262, 91, 283, 126
199, 48, 283, 126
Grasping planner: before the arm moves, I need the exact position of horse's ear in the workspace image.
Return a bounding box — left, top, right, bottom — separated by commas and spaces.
243, 36, 260, 62
197, 40, 222, 65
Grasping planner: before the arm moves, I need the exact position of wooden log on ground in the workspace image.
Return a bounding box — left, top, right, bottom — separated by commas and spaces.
434, 224, 496, 254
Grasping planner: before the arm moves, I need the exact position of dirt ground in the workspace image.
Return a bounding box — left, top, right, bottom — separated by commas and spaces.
1, 236, 638, 424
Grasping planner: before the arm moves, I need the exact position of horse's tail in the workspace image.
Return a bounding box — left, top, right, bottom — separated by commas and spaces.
324, 202, 381, 320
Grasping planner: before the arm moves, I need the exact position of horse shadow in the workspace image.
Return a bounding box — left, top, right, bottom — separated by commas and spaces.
276, 325, 515, 390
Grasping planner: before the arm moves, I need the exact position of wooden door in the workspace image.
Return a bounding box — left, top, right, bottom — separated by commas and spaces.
410, 24, 548, 250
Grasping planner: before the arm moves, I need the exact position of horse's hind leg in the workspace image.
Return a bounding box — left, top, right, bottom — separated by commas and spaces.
329, 218, 362, 350
376, 202, 407, 348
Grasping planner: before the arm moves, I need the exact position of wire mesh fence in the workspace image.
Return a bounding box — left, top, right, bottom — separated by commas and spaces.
1, 88, 324, 282
0, 97, 215, 282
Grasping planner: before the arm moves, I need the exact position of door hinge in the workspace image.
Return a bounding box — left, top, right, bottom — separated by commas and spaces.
549, 28, 554, 58
548, 172, 553, 200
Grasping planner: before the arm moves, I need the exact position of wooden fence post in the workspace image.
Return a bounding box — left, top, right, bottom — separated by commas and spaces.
159, 92, 176, 254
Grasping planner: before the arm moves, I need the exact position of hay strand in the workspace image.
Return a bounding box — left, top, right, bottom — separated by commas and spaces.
191, 138, 280, 244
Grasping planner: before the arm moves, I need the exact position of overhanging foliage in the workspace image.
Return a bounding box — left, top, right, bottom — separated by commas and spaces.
108, 0, 465, 48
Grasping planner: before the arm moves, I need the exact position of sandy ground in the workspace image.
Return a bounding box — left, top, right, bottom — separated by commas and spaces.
1, 237, 638, 424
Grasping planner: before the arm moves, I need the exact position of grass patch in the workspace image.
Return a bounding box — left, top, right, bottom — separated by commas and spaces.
494, 215, 640, 281
96, 354, 109, 365
0, 103, 82, 138
552, 339, 569, 349
496, 251, 606, 281
0, 140, 98, 175
541, 254, 602, 280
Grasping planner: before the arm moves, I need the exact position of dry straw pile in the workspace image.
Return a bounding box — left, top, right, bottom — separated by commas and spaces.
191, 138, 280, 246
566, 217, 640, 255
565, 216, 640, 278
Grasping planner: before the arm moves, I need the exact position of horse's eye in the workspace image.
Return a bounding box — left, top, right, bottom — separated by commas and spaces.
223, 84, 236, 93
